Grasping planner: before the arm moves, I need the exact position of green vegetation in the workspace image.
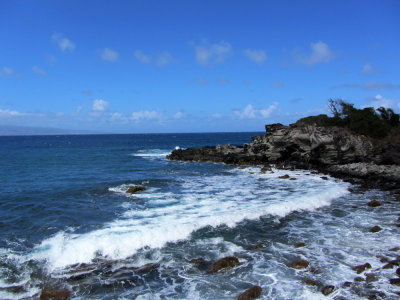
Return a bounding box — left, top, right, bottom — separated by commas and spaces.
298, 99, 400, 139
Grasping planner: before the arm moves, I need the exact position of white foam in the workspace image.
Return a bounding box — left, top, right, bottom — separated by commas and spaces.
31, 168, 349, 271
130, 149, 171, 158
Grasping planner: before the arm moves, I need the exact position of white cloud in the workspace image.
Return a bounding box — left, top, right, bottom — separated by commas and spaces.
369, 94, 400, 109
134, 50, 151, 63
0, 67, 20, 77
130, 110, 161, 122
235, 102, 278, 119
32, 66, 48, 77
157, 52, 173, 66
52, 33, 75, 52
195, 41, 232, 65
243, 49, 266, 64
92, 99, 109, 111
0, 108, 24, 117
294, 41, 334, 66
362, 63, 382, 75
173, 111, 183, 119
100, 48, 119, 62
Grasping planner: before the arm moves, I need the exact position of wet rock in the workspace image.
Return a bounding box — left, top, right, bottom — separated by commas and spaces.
383, 263, 395, 269
207, 256, 240, 274
260, 166, 271, 174
237, 286, 262, 300
309, 267, 322, 274
367, 200, 381, 207
135, 263, 158, 274
278, 175, 290, 179
126, 185, 146, 194
39, 289, 70, 300
321, 285, 335, 296
189, 258, 209, 270
352, 263, 372, 274
342, 281, 352, 288
321, 176, 329, 180
289, 177, 297, 180
290, 259, 309, 270
365, 273, 379, 283
354, 277, 365, 282
390, 247, 400, 251
369, 226, 382, 233
396, 267, 400, 276
294, 242, 306, 248
389, 278, 400, 286
303, 279, 318, 286
250, 244, 263, 250
376, 255, 389, 263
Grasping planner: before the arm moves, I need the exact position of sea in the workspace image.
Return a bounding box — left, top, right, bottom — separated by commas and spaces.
0, 133, 400, 299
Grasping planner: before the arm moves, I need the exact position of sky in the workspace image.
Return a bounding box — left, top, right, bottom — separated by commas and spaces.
0, 0, 400, 133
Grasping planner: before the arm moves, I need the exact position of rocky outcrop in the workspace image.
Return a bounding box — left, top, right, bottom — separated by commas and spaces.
237, 286, 262, 300
126, 185, 146, 194
207, 256, 240, 274
167, 122, 400, 187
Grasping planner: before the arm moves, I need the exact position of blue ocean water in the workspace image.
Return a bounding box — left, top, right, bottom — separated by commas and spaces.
0, 133, 399, 299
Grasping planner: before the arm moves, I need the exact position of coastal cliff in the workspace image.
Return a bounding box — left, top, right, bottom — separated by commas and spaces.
167, 122, 400, 188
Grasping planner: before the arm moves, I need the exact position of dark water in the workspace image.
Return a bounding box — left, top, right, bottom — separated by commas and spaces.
0, 133, 399, 299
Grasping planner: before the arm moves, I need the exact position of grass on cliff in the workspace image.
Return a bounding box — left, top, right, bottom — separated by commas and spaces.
298, 99, 400, 141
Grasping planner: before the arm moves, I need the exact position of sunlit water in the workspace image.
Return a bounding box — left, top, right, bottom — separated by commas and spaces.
0, 133, 399, 299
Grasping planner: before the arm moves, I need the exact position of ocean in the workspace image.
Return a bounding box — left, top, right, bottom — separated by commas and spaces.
0, 133, 399, 299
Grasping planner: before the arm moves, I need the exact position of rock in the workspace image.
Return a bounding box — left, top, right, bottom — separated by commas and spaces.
390, 247, 400, 251
352, 263, 372, 274
397, 267, 400, 276
189, 258, 209, 270
354, 277, 365, 282
250, 244, 263, 250
126, 185, 146, 194
379, 256, 389, 263
135, 263, 158, 274
369, 226, 382, 233
365, 273, 379, 283
290, 259, 309, 269
321, 285, 335, 296
39, 289, 70, 300
278, 175, 290, 179
294, 242, 306, 248
342, 281, 352, 288
321, 176, 329, 180
390, 278, 400, 286
237, 286, 262, 300
289, 177, 297, 180
207, 256, 240, 274
383, 263, 395, 269
303, 279, 318, 286
367, 200, 381, 207
260, 166, 271, 174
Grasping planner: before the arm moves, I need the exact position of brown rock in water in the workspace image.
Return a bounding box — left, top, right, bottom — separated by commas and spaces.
126, 185, 146, 194
354, 277, 365, 282
39, 289, 70, 300
189, 258, 209, 270
290, 259, 309, 269
250, 244, 263, 250
342, 281, 352, 288
321, 285, 335, 296
390, 278, 400, 286
367, 200, 381, 207
369, 226, 382, 233
289, 177, 297, 180
294, 242, 306, 248
352, 263, 371, 274
260, 166, 271, 174
207, 256, 239, 274
365, 273, 378, 283
237, 286, 262, 300
278, 174, 290, 179
321, 176, 329, 180
303, 279, 318, 286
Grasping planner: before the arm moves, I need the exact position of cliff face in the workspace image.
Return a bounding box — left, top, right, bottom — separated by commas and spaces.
167, 123, 400, 187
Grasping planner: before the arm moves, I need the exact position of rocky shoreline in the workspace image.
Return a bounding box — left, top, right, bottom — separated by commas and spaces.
167, 122, 400, 190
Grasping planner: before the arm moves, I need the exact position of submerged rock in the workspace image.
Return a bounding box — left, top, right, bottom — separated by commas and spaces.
321, 285, 335, 296
369, 226, 382, 233
367, 200, 381, 207
189, 258, 210, 270
250, 244, 264, 250
135, 263, 158, 274
290, 259, 309, 269
294, 242, 306, 248
302, 279, 318, 286
352, 263, 372, 274
126, 185, 146, 194
389, 278, 400, 286
207, 256, 240, 274
278, 174, 290, 179
237, 286, 262, 300
39, 289, 70, 300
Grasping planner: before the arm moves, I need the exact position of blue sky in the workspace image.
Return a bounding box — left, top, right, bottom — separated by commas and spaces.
0, 0, 399, 133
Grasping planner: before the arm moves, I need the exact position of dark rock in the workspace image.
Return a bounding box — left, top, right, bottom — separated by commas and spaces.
237, 286, 262, 300
126, 185, 146, 194
321, 176, 329, 180
396, 267, 400, 276
383, 263, 394, 269
390, 247, 400, 251
260, 166, 271, 174
352, 263, 372, 274
278, 175, 290, 179
135, 263, 158, 274
290, 259, 309, 269
309, 267, 321, 274
379, 257, 389, 263
389, 278, 400, 286
369, 226, 382, 233
365, 273, 379, 283
294, 242, 306, 248
189, 258, 209, 270
354, 277, 365, 282
250, 244, 263, 250
342, 281, 352, 288
289, 177, 297, 180
321, 285, 335, 296
39, 289, 70, 300
207, 256, 240, 274
367, 200, 381, 207
303, 279, 318, 286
